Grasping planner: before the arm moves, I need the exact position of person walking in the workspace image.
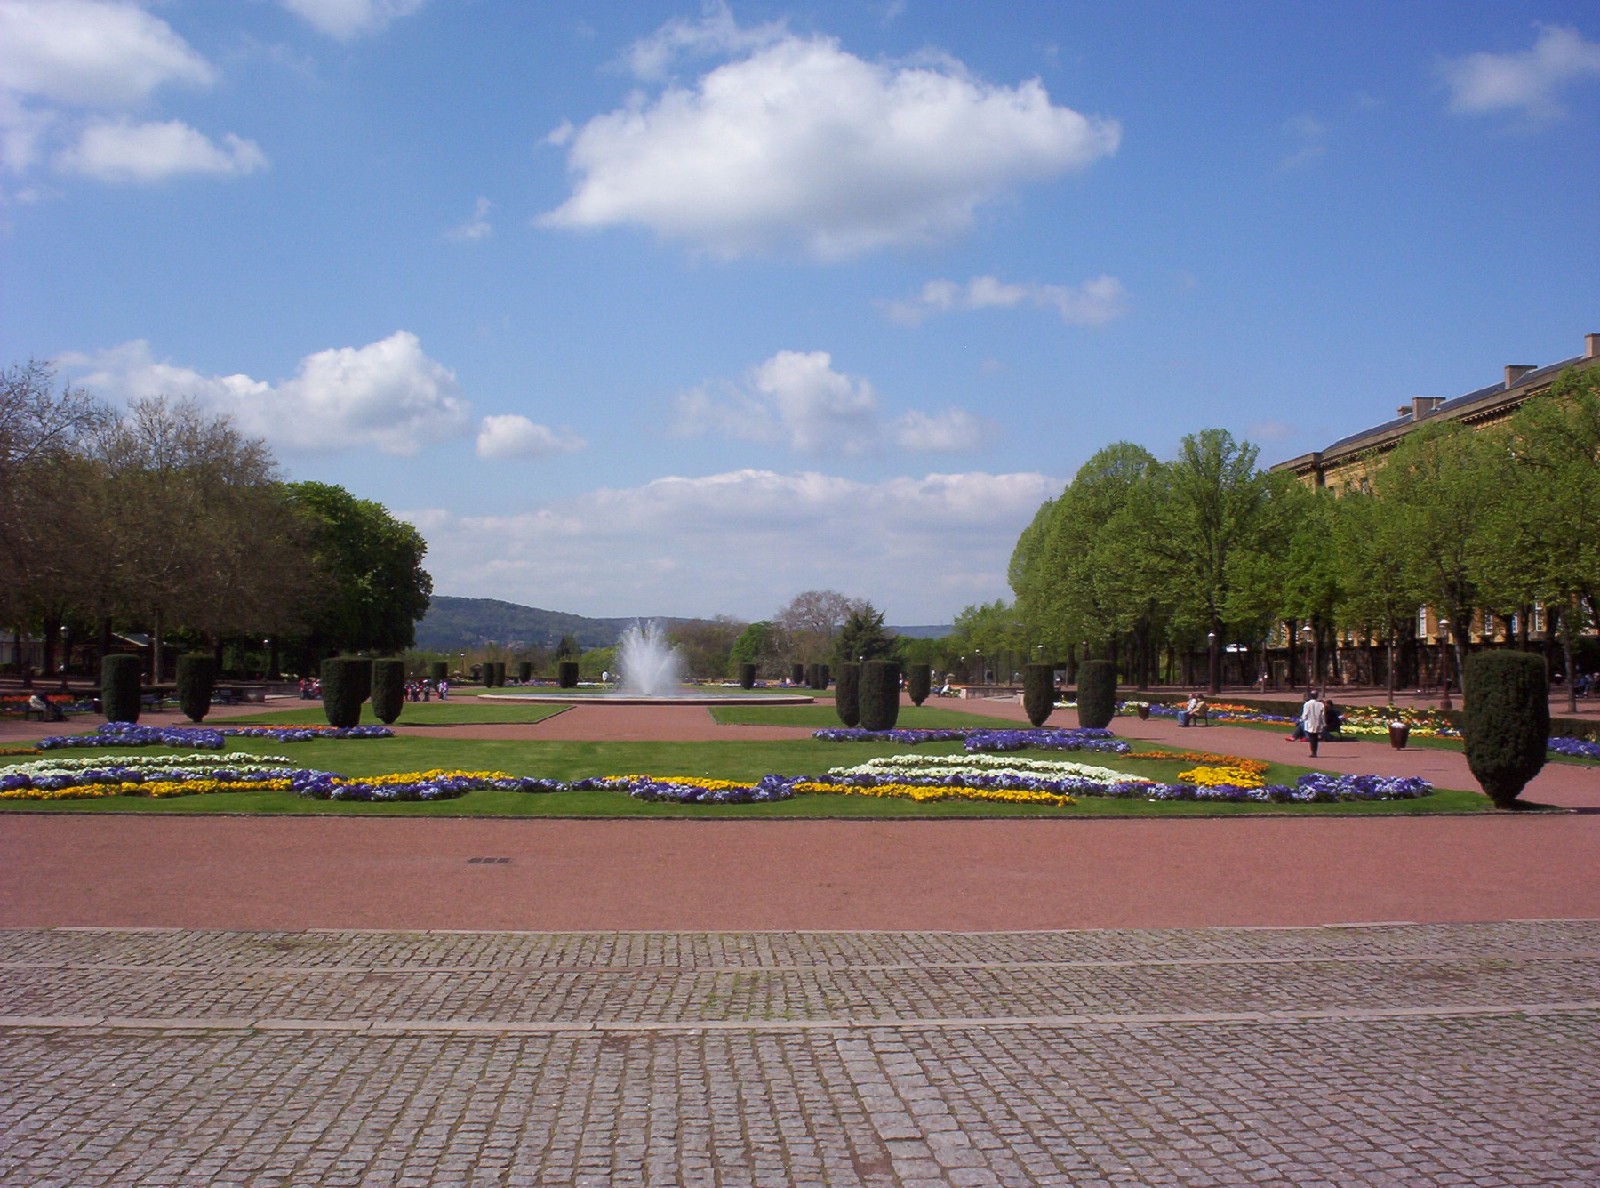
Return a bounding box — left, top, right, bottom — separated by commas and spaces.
1299, 690, 1327, 759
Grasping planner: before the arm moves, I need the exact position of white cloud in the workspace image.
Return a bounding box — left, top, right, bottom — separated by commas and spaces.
62, 332, 472, 456
621, 0, 788, 81
540, 24, 1120, 259
672, 349, 989, 455
403, 468, 1064, 622
883, 274, 1128, 327
447, 195, 493, 241
0, 0, 265, 184
0, 0, 215, 107
476, 414, 585, 460
278, 0, 426, 41
1440, 25, 1600, 119
55, 118, 267, 182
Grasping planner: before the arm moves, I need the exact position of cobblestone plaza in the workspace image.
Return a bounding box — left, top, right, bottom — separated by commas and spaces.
3, 920, 1597, 1186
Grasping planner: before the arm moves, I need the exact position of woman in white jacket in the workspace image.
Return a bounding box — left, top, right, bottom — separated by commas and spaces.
1299, 692, 1327, 759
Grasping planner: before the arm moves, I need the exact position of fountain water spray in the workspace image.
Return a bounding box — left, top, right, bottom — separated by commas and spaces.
616, 621, 685, 697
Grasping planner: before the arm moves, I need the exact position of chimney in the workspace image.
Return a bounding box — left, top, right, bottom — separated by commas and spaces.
1504, 364, 1535, 388
1411, 396, 1445, 421
1587, 332, 1599, 359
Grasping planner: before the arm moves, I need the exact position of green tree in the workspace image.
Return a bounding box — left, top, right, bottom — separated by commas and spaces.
284, 481, 433, 663
832, 605, 894, 667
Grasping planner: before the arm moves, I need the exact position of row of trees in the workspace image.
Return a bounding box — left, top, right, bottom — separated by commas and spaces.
1004, 365, 1600, 707
0, 362, 433, 683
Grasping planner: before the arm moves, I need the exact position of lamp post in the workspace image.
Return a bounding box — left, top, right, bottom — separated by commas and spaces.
1207, 630, 1217, 694
262, 638, 271, 681
1301, 625, 1314, 693
1438, 618, 1452, 711
974, 648, 982, 685
59, 625, 69, 691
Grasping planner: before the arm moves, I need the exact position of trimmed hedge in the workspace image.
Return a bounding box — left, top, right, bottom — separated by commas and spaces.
1023, 663, 1056, 727
739, 662, 757, 689
1464, 650, 1549, 809
320, 657, 369, 729
370, 658, 405, 725
906, 662, 932, 707
859, 660, 901, 731
101, 654, 142, 723
834, 663, 862, 727
558, 660, 579, 689
1077, 659, 1117, 730
175, 652, 217, 723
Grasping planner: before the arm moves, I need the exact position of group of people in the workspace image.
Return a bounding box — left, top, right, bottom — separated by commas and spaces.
1289, 690, 1341, 758
295, 676, 451, 702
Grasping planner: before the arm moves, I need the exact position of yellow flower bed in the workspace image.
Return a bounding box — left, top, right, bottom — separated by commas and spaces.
1177, 765, 1266, 789
792, 779, 1075, 808
1128, 750, 1269, 776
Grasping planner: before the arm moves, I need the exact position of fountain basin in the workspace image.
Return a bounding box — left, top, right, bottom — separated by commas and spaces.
481, 691, 815, 706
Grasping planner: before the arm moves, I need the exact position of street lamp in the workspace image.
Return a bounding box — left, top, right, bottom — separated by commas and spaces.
974, 648, 982, 684
262, 638, 270, 681
59, 625, 69, 690
1207, 630, 1217, 693
1439, 618, 1453, 712
1301, 625, 1315, 693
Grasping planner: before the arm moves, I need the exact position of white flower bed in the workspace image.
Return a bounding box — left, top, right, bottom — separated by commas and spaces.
828, 753, 1152, 785
4, 752, 295, 778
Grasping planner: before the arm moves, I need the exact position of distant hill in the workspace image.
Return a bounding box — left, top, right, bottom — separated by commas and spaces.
415, 596, 951, 651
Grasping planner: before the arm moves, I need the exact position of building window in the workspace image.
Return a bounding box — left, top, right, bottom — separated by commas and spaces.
1532, 603, 1545, 634
1418, 606, 1429, 638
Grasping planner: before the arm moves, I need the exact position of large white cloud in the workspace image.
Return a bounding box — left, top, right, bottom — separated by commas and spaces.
403, 469, 1064, 622
278, 0, 426, 41
540, 25, 1120, 259
672, 349, 993, 455
55, 118, 266, 182
0, 0, 214, 107
62, 332, 474, 456
0, 0, 266, 183
882, 274, 1129, 327
1440, 25, 1600, 119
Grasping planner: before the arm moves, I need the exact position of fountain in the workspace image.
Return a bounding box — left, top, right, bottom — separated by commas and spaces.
616, 621, 685, 697
480, 619, 813, 706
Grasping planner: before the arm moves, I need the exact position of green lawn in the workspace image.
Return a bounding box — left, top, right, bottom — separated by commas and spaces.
0, 731, 1493, 817
710, 703, 1004, 729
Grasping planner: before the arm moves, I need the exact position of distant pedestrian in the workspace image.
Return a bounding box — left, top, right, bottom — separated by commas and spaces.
1299, 691, 1327, 759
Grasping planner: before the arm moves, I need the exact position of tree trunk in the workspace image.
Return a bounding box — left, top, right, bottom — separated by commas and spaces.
1563, 598, 1578, 715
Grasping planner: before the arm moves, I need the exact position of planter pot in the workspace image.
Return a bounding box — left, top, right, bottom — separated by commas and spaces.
1388, 723, 1410, 750
1136, 704, 1150, 720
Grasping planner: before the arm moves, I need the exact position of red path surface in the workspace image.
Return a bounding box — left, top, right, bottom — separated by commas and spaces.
3, 695, 1597, 932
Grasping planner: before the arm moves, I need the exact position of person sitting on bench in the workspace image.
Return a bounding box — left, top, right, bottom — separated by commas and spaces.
28, 692, 66, 722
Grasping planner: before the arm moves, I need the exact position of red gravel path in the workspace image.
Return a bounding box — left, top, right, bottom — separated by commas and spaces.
3, 697, 1597, 931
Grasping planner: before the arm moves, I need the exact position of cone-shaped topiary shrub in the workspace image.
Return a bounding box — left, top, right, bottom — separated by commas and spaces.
370, 658, 405, 725
320, 657, 369, 728
739, 662, 757, 689
175, 652, 218, 723
1077, 659, 1117, 729
834, 663, 861, 727
101, 653, 142, 723
1463, 650, 1549, 809
1023, 663, 1056, 727
907, 663, 932, 707
558, 660, 579, 688
791, 663, 805, 686
430, 661, 448, 685
518, 661, 533, 683
859, 660, 902, 731
815, 663, 829, 691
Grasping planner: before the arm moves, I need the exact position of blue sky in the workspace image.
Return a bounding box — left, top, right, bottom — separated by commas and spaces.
3, 1, 1598, 626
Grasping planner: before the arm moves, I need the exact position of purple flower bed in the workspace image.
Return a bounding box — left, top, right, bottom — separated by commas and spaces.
1549, 736, 1600, 761
38, 722, 395, 750
813, 726, 1130, 754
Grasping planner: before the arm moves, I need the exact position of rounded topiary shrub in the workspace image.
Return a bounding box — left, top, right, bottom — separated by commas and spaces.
369, 658, 405, 725
739, 662, 757, 689
429, 661, 448, 686
791, 663, 805, 687
518, 661, 533, 684
558, 660, 579, 688
814, 663, 830, 691
859, 660, 902, 731
320, 657, 369, 729
1023, 663, 1057, 728
100, 653, 142, 723
834, 663, 862, 727
1463, 650, 1549, 809
1077, 659, 1117, 730
906, 663, 932, 707
175, 652, 218, 723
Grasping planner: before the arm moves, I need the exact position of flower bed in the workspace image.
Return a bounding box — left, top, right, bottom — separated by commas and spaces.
1, 752, 299, 800
1548, 736, 1600, 761
814, 726, 1130, 754
36, 721, 395, 750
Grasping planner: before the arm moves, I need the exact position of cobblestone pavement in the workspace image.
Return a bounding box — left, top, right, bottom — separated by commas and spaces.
3, 921, 1597, 1186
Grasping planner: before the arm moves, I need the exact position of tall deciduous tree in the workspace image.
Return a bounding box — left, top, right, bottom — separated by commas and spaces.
773, 589, 872, 665
283, 481, 433, 662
